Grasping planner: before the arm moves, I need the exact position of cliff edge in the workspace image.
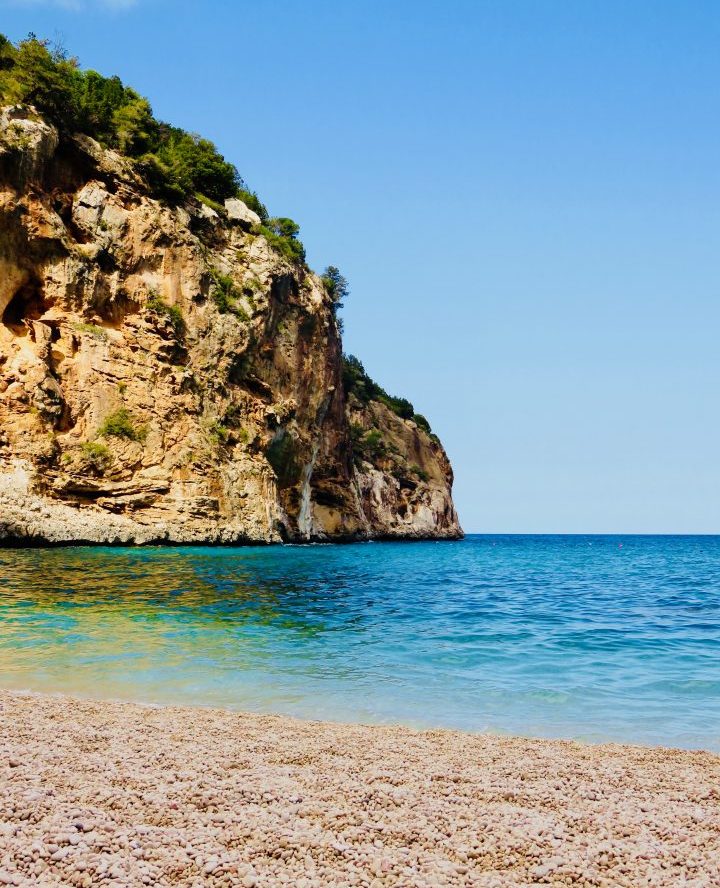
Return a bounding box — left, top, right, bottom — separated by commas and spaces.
0, 104, 461, 545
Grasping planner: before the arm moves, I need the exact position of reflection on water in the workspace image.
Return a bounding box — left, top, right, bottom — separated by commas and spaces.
1, 536, 719, 749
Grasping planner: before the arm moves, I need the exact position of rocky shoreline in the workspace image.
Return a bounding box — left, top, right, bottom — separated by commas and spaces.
0, 463, 461, 546
1, 690, 718, 887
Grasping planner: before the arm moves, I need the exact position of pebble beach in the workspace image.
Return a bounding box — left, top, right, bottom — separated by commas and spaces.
1, 691, 718, 887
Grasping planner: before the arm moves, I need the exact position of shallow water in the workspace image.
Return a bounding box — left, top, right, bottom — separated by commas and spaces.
1, 535, 718, 749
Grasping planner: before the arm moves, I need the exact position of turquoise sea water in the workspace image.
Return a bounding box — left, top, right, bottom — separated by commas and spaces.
0, 535, 718, 750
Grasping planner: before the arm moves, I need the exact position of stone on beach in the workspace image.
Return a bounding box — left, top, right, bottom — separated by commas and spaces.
0, 690, 718, 887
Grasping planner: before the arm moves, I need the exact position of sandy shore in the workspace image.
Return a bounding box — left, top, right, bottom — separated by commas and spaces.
0, 691, 718, 887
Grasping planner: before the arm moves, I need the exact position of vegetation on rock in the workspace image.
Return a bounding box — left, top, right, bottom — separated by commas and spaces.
0, 32, 300, 259
322, 266, 350, 308
73, 322, 107, 340
146, 293, 185, 336
0, 34, 236, 202
322, 265, 349, 330
208, 268, 249, 319
258, 217, 306, 265
408, 463, 430, 482
208, 421, 230, 445
97, 408, 146, 442
0, 34, 456, 542
80, 441, 112, 474
355, 427, 386, 462
342, 354, 433, 433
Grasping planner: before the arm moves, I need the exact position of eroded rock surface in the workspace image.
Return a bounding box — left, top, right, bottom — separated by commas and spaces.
0, 107, 462, 544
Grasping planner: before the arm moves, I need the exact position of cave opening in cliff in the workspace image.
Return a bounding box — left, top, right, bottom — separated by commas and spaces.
2, 282, 47, 333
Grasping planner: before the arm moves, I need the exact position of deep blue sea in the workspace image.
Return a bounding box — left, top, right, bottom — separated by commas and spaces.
1, 535, 718, 750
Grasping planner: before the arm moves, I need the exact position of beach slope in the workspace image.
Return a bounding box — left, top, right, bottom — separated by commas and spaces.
1, 691, 718, 887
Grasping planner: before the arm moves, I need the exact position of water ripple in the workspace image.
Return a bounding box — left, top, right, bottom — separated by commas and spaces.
0, 535, 718, 749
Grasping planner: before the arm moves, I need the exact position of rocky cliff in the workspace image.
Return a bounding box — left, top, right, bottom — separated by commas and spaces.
0, 106, 461, 544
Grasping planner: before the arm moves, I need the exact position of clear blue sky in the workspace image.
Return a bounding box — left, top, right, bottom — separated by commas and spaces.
3, 0, 719, 532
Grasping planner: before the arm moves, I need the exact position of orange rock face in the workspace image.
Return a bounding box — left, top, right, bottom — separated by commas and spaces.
0, 107, 461, 544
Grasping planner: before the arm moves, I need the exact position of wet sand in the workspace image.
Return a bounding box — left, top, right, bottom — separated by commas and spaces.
0, 690, 718, 887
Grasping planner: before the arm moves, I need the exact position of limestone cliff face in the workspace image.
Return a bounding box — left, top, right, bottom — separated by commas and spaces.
0, 107, 462, 544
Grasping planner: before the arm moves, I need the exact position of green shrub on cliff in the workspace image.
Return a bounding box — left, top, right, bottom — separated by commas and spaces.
409, 463, 429, 482
322, 266, 349, 308
342, 354, 387, 404
97, 408, 146, 442
258, 217, 306, 265
0, 34, 245, 208
349, 421, 365, 446
208, 268, 249, 319
354, 428, 386, 463
208, 421, 230, 445
62, 440, 113, 476
195, 192, 226, 214
0, 33, 315, 269
0, 34, 13, 69
80, 441, 112, 474
342, 355, 433, 433
139, 127, 240, 203
0, 34, 77, 128
349, 422, 396, 466
73, 322, 107, 340
322, 265, 349, 330
381, 394, 414, 420
146, 293, 185, 336
413, 413, 431, 434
